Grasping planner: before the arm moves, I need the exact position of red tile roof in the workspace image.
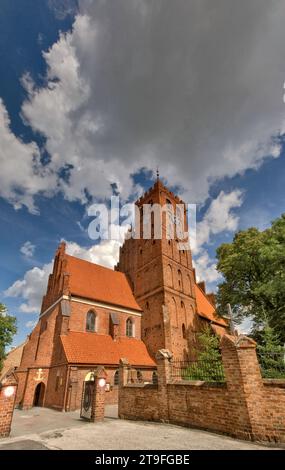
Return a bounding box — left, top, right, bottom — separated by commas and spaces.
65, 255, 142, 312
61, 332, 155, 367
195, 284, 228, 327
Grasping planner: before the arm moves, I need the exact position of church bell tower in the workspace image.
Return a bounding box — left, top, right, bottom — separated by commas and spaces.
116, 178, 197, 359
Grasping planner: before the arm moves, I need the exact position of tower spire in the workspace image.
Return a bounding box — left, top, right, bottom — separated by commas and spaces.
156, 166, 160, 181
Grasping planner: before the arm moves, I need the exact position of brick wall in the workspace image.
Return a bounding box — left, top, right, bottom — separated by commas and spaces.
262, 381, 285, 442
68, 301, 141, 340
44, 364, 68, 410
119, 384, 160, 421
119, 336, 285, 444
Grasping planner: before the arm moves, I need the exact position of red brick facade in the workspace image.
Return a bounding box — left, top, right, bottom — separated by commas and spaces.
15, 180, 227, 412
15, 240, 155, 411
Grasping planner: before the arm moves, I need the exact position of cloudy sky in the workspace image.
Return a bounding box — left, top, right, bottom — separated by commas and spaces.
1, 0, 285, 346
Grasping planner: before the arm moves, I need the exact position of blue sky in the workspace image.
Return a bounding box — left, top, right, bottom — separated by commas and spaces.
0, 0, 285, 347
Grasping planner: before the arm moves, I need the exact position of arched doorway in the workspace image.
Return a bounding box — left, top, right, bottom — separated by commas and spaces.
33, 382, 45, 407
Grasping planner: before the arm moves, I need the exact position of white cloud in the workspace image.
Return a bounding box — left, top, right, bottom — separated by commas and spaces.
20, 241, 36, 258
4, 262, 53, 313
4, 239, 122, 314
0, 0, 283, 213
0, 99, 56, 213
193, 249, 222, 285
195, 190, 244, 252
65, 239, 121, 269
193, 189, 244, 287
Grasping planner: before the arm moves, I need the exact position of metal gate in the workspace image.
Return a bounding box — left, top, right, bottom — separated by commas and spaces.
80, 380, 95, 420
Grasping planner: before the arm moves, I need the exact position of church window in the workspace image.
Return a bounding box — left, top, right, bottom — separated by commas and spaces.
137, 370, 143, 383
114, 370, 119, 386
187, 274, 192, 296
126, 318, 134, 337
178, 269, 183, 290
146, 301, 149, 310
182, 323, 186, 339
55, 371, 60, 391
86, 310, 96, 332
172, 297, 178, 326
152, 371, 158, 385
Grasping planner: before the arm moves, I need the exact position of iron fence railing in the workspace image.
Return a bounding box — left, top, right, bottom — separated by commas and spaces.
257, 351, 285, 379
170, 359, 225, 382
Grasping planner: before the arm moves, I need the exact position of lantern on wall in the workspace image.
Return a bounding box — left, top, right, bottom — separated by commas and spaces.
3, 386, 16, 398
98, 378, 106, 388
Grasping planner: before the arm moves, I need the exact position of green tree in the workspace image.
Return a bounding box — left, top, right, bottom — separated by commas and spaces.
0, 303, 17, 373
183, 325, 224, 381
255, 323, 285, 378
216, 214, 285, 342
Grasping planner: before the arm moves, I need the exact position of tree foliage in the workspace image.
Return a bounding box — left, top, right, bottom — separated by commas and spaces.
256, 324, 285, 378
0, 303, 17, 372
216, 214, 285, 342
183, 325, 224, 382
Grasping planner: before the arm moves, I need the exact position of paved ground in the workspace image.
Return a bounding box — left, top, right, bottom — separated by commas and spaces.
8, 405, 118, 438
0, 406, 280, 450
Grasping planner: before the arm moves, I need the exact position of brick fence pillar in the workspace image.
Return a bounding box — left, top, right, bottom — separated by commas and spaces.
0, 371, 18, 438
220, 334, 265, 441
119, 358, 130, 386
91, 366, 107, 422
155, 349, 173, 422
118, 358, 130, 419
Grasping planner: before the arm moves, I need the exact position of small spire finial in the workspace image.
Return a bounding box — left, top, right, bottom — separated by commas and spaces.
156, 166, 160, 181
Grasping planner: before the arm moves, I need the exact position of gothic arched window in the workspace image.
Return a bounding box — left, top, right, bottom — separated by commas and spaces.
152, 371, 158, 385
187, 274, 192, 296
172, 297, 178, 326
114, 370, 119, 386
126, 317, 134, 337
86, 310, 96, 332
182, 323, 186, 339
137, 370, 143, 383
178, 269, 183, 291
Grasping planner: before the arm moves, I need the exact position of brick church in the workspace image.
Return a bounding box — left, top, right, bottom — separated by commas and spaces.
15, 179, 227, 411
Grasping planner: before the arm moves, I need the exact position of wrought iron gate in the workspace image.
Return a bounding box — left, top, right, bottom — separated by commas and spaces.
80, 380, 95, 420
